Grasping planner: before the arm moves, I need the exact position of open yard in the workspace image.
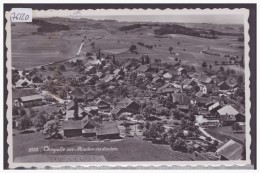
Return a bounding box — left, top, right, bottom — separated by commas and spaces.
13, 131, 181, 162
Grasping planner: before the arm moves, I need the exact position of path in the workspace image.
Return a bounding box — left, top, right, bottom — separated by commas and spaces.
198, 126, 222, 143
41, 90, 67, 104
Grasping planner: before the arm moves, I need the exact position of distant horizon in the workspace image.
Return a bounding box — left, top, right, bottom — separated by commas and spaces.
67, 15, 244, 25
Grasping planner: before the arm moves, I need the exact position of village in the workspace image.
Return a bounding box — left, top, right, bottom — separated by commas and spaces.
11, 41, 246, 161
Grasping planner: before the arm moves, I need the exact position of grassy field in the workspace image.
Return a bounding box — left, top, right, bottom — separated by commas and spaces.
12, 88, 39, 100
13, 131, 181, 162
205, 126, 245, 144
11, 19, 244, 76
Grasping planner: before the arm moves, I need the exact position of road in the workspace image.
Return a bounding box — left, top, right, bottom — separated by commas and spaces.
41, 90, 67, 104
198, 126, 222, 143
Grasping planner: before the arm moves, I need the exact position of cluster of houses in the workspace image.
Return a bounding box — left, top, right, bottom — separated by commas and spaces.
12, 49, 245, 160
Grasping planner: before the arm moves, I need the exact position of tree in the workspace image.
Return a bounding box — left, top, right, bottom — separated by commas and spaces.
90, 42, 95, 48
170, 137, 187, 152
147, 122, 165, 141
41, 66, 46, 71
202, 62, 207, 68
177, 42, 180, 45
42, 120, 59, 138
215, 61, 218, 65
18, 116, 32, 130
137, 123, 144, 131
241, 144, 246, 160
168, 47, 173, 54
222, 61, 226, 65
20, 109, 27, 117
129, 45, 137, 52
33, 113, 47, 129
125, 126, 131, 136
220, 66, 224, 72
209, 64, 212, 69
59, 64, 66, 71
175, 57, 178, 61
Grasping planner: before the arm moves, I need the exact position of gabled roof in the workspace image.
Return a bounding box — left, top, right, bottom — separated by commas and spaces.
208, 102, 220, 111
62, 120, 82, 130
216, 140, 243, 160
96, 121, 119, 136
217, 105, 239, 116
195, 97, 212, 104
19, 94, 43, 102
152, 77, 164, 83
172, 93, 191, 105
137, 65, 149, 72
195, 92, 207, 97
71, 87, 85, 98
157, 83, 174, 92
117, 98, 136, 108
182, 78, 196, 86
67, 100, 75, 110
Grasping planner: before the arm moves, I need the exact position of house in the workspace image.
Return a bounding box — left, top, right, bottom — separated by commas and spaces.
18, 94, 43, 107
171, 93, 191, 106
157, 83, 175, 93
216, 139, 243, 160
163, 71, 178, 79
208, 102, 222, 112
137, 65, 151, 73
113, 69, 124, 77
182, 79, 197, 86
177, 67, 187, 75
66, 100, 75, 110
96, 72, 105, 79
200, 77, 214, 84
194, 97, 212, 107
217, 105, 240, 125
195, 92, 208, 98
219, 114, 237, 126
85, 65, 96, 74
84, 76, 96, 85
218, 81, 230, 90
71, 87, 85, 101
84, 106, 99, 116
15, 79, 29, 88
152, 77, 165, 85
81, 115, 101, 137
62, 120, 82, 137
111, 98, 140, 116
96, 121, 120, 139
102, 74, 114, 83
176, 105, 189, 113
94, 98, 110, 109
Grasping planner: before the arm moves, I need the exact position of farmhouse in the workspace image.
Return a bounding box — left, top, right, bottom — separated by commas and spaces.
182, 78, 197, 86
172, 93, 191, 105
62, 120, 82, 137
111, 98, 140, 116
94, 98, 110, 109
137, 65, 151, 73
218, 81, 230, 90
216, 139, 243, 160
15, 80, 29, 88
177, 67, 187, 75
18, 94, 43, 107
163, 71, 178, 79
71, 87, 85, 101
152, 77, 165, 85
217, 105, 240, 125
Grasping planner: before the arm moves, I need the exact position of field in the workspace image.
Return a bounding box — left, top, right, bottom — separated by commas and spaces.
11, 18, 244, 76
205, 126, 245, 144
13, 131, 182, 162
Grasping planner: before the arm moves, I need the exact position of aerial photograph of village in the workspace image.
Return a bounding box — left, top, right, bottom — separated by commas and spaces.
11, 12, 246, 162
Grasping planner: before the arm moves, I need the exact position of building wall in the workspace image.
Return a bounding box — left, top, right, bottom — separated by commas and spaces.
63, 129, 82, 137
22, 99, 42, 107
